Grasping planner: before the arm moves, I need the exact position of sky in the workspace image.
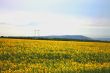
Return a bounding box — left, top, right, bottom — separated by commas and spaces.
0, 0, 110, 38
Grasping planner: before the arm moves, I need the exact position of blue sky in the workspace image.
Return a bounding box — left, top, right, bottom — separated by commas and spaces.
51, 0, 110, 17
0, 0, 110, 38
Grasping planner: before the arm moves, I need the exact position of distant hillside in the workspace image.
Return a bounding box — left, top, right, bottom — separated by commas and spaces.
1, 35, 110, 42
38, 35, 93, 40
94, 38, 110, 41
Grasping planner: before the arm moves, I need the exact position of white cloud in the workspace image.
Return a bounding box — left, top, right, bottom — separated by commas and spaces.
0, 10, 109, 37
91, 18, 110, 27
2, 0, 67, 7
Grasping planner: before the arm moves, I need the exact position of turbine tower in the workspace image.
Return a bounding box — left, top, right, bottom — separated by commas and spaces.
34, 29, 40, 37
30, 22, 40, 37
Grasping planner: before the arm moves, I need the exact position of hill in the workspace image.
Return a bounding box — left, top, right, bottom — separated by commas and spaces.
38, 35, 92, 40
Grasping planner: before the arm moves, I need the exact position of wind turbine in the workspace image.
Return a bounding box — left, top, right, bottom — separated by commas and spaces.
28, 22, 40, 37
34, 29, 40, 37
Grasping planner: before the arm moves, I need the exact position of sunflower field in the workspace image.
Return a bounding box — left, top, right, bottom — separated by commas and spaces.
0, 38, 110, 73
